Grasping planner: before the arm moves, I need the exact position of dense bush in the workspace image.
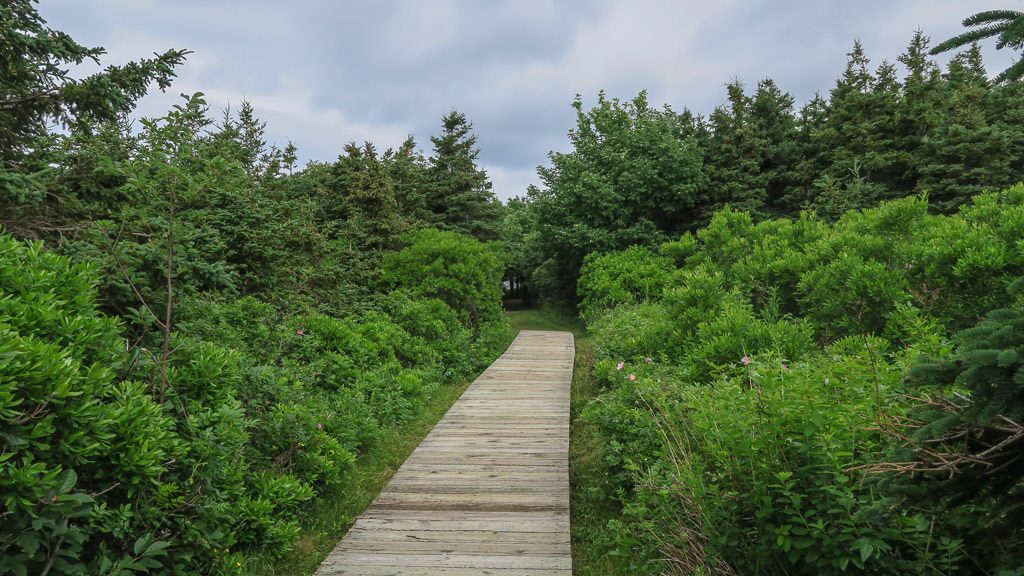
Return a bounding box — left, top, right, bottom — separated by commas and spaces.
577, 246, 675, 321
577, 188, 1024, 574
382, 229, 504, 327
0, 234, 178, 575
0, 225, 510, 573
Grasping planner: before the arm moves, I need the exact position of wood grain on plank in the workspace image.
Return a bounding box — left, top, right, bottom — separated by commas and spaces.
315, 330, 574, 575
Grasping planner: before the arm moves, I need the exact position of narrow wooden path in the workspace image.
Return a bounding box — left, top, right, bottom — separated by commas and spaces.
316, 330, 575, 575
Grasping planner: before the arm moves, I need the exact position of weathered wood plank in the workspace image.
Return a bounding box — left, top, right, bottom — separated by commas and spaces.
318, 566, 571, 576
315, 330, 574, 575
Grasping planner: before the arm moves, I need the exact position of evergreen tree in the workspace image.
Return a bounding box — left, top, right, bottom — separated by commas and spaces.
703, 80, 769, 219
0, 0, 187, 205
778, 93, 828, 212
750, 78, 799, 216
895, 31, 944, 196
814, 42, 896, 214
344, 142, 404, 250
427, 111, 501, 240
918, 45, 1012, 211
931, 6, 1024, 82
986, 77, 1024, 195
891, 281, 1024, 572
383, 135, 432, 226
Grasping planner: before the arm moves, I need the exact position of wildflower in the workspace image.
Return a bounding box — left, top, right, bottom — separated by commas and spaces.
741, 356, 751, 365
644, 357, 653, 364
781, 363, 789, 370
616, 361, 624, 371
629, 373, 636, 381
295, 328, 305, 336
317, 422, 324, 430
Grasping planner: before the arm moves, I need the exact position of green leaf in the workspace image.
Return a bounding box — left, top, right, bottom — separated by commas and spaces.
133, 534, 152, 556
58, 469, 77, 493
17, 532, 40, 557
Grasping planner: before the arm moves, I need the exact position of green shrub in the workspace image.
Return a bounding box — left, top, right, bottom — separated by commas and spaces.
577, 246, 675, 321
797, 253, 909, 340
589, 302, 676, 362
382, 228, 505, 330
382, 293, 473, 378
577, 188, 1024, 574
0, 233, 178, 574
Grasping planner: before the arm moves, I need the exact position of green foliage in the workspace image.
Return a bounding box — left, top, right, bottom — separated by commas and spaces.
527, 32, 1024, 308
0, 14, 512, 570
588, 302, 676, 362
382, 228, 505, 330
426, 111, 502, 240
886, 287, 1024, 572
576, 187, 1024, 574
577, 246, 675, 321
0, 1, 187, 171
0, 233, 177, 575
931, 6, 1024, 82
530, 91, 706, 304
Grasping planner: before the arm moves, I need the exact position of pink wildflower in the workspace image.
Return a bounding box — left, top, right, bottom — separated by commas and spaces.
629, 373, 636, 381
296, 328, 305, 336
616, 361, 625, 371
782, 363, 789, 370
741, 356, 751, 365
317, 422, 324, 430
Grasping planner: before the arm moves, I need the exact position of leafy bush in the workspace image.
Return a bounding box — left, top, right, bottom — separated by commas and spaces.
577, 188, 1024, 574
0, 226, 512, 573
382, 228, 505, 330
589, 302, 676, 362
577, 246, 675, 321
0, 233, 178, 574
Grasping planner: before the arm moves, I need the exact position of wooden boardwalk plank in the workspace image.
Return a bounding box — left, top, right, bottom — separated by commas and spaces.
316, 330, 574, 576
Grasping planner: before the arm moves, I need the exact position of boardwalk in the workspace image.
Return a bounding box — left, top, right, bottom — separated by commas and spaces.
316, 330, 575, 575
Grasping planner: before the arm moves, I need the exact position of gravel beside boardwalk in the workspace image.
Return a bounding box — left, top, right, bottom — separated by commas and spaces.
315, 330, 575, 575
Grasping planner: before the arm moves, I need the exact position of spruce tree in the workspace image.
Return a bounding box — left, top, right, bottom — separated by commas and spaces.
336, 142, 404, 250
0, 0, 187, 206
895, 31, 943, 197
918, 45, 1011, 211
703, 80, 769, 219
891, 280, 1024, 572
383, 135, 432, 227
750, 78, 799, 216
427, 111, 501, 240
814, 42, 895, 214
778, 93, 828, 212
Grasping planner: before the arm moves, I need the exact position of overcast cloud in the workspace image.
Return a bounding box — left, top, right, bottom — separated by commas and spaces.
39, 1, 1017, 200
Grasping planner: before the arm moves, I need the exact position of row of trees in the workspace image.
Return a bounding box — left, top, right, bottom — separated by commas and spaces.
512, 32, 1024, 304
548, 7, 1024, 573
0, 2, 510, 573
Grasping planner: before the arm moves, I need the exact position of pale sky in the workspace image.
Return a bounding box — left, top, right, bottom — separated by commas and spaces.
38, 1, 1018, 200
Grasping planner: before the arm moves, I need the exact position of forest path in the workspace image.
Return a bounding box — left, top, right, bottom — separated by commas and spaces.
315, 330, 575, 575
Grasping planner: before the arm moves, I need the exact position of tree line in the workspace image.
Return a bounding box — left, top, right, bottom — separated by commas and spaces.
0, 2, 507, 573
510, 32, 1024, 305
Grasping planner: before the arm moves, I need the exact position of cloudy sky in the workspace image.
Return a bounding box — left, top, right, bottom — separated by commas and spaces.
39, 1, 1016, 200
